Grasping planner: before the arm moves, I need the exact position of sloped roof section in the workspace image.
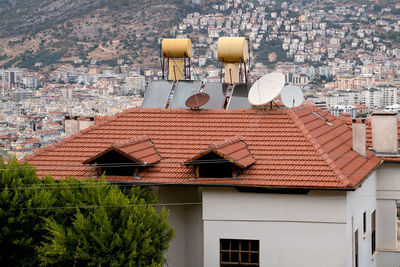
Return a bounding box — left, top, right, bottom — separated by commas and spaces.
184, 136, 255, 168
83, 135, 161, 166
24, 105, 381, 189
293, 108, 381, 187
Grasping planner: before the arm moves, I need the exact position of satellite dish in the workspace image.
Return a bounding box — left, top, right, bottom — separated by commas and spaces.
281, 85, 304, 108
185, 93, 210, 109
248, 72, 285, 106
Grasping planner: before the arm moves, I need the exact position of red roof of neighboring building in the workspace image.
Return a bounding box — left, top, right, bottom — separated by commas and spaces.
185, 136, 255, 168
24, 105, 381, 189
83, 135, 161, 166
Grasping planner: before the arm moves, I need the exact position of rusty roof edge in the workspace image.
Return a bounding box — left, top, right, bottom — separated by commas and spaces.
287, 107, 353, 188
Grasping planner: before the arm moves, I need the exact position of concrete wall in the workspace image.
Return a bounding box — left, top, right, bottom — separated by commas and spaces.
346, 171, 377, 267
203, 187, 348, 267
377, 163, 399, 251
377, 200, 397, 249
377, 163, 400, 200
152, 186, 203, 267
371, 113, 398, 154
376, 163, 400, 267
377, 251, 400, 267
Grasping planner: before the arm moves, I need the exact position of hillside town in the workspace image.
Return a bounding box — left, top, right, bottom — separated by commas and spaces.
0, 0, 400, 159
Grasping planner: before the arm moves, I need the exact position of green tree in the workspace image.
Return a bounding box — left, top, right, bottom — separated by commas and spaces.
0, 158, 55, 266
38, 184, 174, 266
0, 159, 174, 266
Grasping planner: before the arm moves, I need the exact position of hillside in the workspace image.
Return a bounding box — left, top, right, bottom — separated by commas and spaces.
0, 0, 216, 70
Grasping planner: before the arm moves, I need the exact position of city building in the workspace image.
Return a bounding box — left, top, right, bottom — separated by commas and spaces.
24, 105, 400, 267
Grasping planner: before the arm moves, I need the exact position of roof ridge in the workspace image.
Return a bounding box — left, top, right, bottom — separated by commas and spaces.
288, 107, 352, 188
24, 108, 134, 162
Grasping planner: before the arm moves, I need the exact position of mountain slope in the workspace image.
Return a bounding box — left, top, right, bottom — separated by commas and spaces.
0, 0, 215, 69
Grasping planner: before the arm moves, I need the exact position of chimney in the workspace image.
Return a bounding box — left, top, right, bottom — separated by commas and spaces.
352, 118, 366, 157
371, 112, 398, 154
64, 116, 95, 138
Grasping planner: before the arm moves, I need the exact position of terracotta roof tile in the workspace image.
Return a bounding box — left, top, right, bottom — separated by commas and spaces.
184, 136, 256, 168
82, 135, 161, 166
24, 105, 381, 189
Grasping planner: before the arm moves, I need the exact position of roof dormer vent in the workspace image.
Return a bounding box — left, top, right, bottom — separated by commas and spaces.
184, 136, 255, 178
83, 135, 161, 177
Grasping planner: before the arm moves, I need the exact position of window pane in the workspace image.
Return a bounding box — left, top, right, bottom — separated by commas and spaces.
231, 251, 239, 262
241, 252, 249, 262
251, 253, 259, 263
221, 252, 229, 262
221, 239, 230, 250
250, 240, 259, 251
242, 240, 249, 251
231, 240, 239, 250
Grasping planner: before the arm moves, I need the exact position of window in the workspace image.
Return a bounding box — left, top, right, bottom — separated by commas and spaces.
371, 210, 376, 255
220, 239, 259, 267
363, 212, 367, 234
355, 230, 359, 267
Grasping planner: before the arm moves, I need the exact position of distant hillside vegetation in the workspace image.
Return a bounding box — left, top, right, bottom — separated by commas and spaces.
0, 0, 217, 70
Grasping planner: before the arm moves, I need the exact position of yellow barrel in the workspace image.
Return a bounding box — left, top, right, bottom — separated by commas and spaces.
217, 37, 249, 63
162, 38, 192, 58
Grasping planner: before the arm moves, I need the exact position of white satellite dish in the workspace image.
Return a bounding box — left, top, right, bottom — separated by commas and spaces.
248, 72, 285, 106
281, 85, 304, 108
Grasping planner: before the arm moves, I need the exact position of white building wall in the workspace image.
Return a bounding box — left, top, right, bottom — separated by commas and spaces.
152, 186, 203, 267
346, 171, 377, 267
377, 200, 397, 249
376, 163, 400, 266
203, 187, 348, 267
377, 163, 400, 200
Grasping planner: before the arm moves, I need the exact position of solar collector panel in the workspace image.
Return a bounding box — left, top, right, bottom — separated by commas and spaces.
141, 80, 174, 108
201, 83, 229, 109
169, 80, 202, 109
226, 83, 252, 109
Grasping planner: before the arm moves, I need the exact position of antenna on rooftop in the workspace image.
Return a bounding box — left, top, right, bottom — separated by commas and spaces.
280, 85, 304, 108
248, 72, 285, 108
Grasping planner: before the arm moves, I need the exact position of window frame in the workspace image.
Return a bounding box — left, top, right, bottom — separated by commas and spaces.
371, 210, 376, 255
363, 211, 367, 235
355, 229, 359, 267
220, 238, 260, 267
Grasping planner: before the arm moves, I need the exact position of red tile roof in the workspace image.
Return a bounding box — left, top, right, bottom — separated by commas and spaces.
83, 135, 161, 166
24, 105, 381, 189
184, 136, 255, 168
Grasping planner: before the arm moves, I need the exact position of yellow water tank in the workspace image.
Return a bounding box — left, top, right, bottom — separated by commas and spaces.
162, 38, 192, 58
217, 37, 249, 63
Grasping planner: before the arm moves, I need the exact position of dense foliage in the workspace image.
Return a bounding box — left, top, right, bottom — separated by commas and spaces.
0, 158, 174, 266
